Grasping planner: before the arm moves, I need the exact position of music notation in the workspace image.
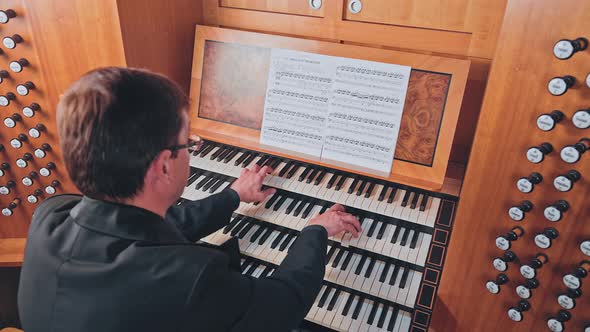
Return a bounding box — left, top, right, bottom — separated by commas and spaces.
261, 48, 411, 173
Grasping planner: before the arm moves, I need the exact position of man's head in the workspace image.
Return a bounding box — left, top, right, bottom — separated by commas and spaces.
57, 67, 191, 211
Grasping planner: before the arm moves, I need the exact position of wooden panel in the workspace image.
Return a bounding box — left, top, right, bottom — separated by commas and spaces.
0, 239, 25, 267
343, 0, 508, 58
432, 0, 590, 331
0, 267, 21, 329
190, 26, 470, 190
221, 0, 324, 17
117, 0, 203, 94
202, 0, 506, 59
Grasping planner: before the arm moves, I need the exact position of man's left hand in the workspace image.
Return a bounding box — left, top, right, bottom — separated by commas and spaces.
230, 164, 276, 203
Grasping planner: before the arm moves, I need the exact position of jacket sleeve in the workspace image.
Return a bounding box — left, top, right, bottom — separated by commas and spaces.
186, 225, 328, 332
165, 188, 240, 242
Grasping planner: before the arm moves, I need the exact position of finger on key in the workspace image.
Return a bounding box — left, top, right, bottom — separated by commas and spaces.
341, 222, 360, 238
251, 164, 261, 173
328, 203, 345, 213
258, 165, 273, 176
341, 214, 362, 233
257, 187, 276, 201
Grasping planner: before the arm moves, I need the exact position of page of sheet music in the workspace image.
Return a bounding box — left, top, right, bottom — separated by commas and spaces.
322, 60, 411, 173
260, 48, 411, 173
260, 49, 335, 157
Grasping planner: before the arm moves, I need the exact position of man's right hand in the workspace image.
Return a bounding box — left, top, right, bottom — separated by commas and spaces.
307, 204, 362, 237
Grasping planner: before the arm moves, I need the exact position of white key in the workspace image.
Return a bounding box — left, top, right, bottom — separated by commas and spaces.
323, 289, 345, 326
307, 285, 327, 319
426, 197, 441, 227
345, 254, 362, 288
331, 291, 351, 329
406, 271, 422, 307
397, 311, 412, 332
353, 257, 371, 290
406, 232, 423, 264
417, 233, 432, 267
349, 299, 370, 331
361, 259, 379, 293
387, 267, 403, 302
358, 299, 375, 332
370, 261, 385, 296
339, 295, 358, 331
368, 303, 384, 332
396, 270, 413, 304
314, 287, 335, 322
379, 263, 396, 299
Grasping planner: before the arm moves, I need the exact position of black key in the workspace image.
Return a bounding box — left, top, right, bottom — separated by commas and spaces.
327, 289, 341, 311
317, 287, 332, 308
314, 170, 326, 185
387, 187, 397, 203
223, 149, 239, 163
379, 262, 391, 282
331, 248, 346, 268
250, 224, 266, 242
378, 185, 389, 201
256, 155, 269, 166
216, 147, 232, 162
273, 195, 288, 211
319, 203, 329, 214
347, 177, 360, 194
230, 219, 249, 236
278, 161, 293, 177
401, 190, 411, 207
210, 146, 226, 160
377, 304, 389, 328
301, 202, 315, 219
364, 182, 375, 198
340, 251, 353, 270
242, 154, 256, 167
306, 168, 319, 183
335, 175, 346, 191
298, 167, 312, 182
243, 262, 259, 276
390, 226, 402, 244
410, 230, 420, 249
389, 265, 400, 286
352, 297, 364, 319
326, 246, 337, 263
234, 151, 249, 166
186, 172, 200, 187
223, 215, 243, 234
411, 192, 421, 209
269, 158, 282, 169
258, 228, 273, 245
240, 257, 251, 270
293, 200, 307, 217
367, 219, 379, 237
364, 257, 376, 278
264, 193, 280, 209
237, 222, 255, 239
193, 142, 208, 155
420, 193, 430, 211
199, 144, 215, 157
376, 222, 387, 240
261, 156, 274, 167
286, 164, 300, 179
399, 267, 410, 288
356, 180, 367, 196
326, 172, 339, 189
342, 293, 355, 316
400, 228, 412, 246
202, 176, 219, 192
367, 302, 379, 325
355, 255, 368, 275
260, 265, 272, 277
315, 286, 328, 306
266, 268, 275, 277
195, 174, 211, 190
285, 198, 299, 214
209, 178, 226, 193
279, 233, 294, 251
387, 308, 399, 331
285, 235, 298, 250
270, 232, 287, 249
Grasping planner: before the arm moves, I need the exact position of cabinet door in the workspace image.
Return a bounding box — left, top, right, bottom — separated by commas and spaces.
221, 0, 325, 17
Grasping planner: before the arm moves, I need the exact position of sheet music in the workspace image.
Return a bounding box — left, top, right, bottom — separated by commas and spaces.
260, 48, 411, 173
322, 60, 411, 173
260, 49, 335, 157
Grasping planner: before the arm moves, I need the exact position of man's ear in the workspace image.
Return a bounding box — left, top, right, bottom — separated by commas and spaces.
146, 150, 173, 185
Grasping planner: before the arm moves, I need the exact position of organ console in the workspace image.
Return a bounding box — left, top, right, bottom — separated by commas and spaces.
0, 0, 589, 331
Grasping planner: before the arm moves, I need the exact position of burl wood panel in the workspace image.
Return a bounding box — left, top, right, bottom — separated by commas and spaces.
432, 0, 590, 331
198, 41, 450, 166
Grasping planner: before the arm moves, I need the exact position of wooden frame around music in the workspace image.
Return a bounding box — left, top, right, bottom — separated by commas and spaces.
189, 26, 470, 190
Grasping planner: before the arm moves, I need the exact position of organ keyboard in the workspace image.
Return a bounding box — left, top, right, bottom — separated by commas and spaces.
178, 140, 458, 331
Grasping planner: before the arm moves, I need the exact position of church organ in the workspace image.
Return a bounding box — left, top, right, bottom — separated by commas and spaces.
1, 0, 589, 331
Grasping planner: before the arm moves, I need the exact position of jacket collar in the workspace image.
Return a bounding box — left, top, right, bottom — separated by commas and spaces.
70, 196, 187, 243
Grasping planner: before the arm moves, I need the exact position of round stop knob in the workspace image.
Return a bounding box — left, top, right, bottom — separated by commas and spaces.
534, 228, 559, 249
507, 300, 530, 322
0, 9, 17, 24
560, 138, 590, 163
548, 75, 576, 96
557, 288, 582, 310
22, 103, 40, 118
2, 34, 22, 49
544, 200, 570, 222
0, 70, 9, 84
553, 37, 588, 59
526, 143, 553, 163
553, 170, 581, 192
508, 200, 533, 221
547, 310, 571, 332
516, 172, 543, 193
496, 226, 525, 250
27, 189, 43, 204
572, 109, 590, 129
536, 110, 564, 131
486, 273, 508, 294
0, 92, 16, 107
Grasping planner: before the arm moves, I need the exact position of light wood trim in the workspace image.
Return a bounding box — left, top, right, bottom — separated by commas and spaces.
221, 0, 325, 17
0, 238, 26, 267
433, 0, 590, 330
189, 26, 470, 190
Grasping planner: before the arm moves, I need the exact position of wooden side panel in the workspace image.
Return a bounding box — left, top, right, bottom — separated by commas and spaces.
117, 0, 203, 94
433, 0, 590, 331
221, 0, 324, 17
190, 26, 469, 190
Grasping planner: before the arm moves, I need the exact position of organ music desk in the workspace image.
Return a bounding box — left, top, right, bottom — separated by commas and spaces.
179, 26, 469, 332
